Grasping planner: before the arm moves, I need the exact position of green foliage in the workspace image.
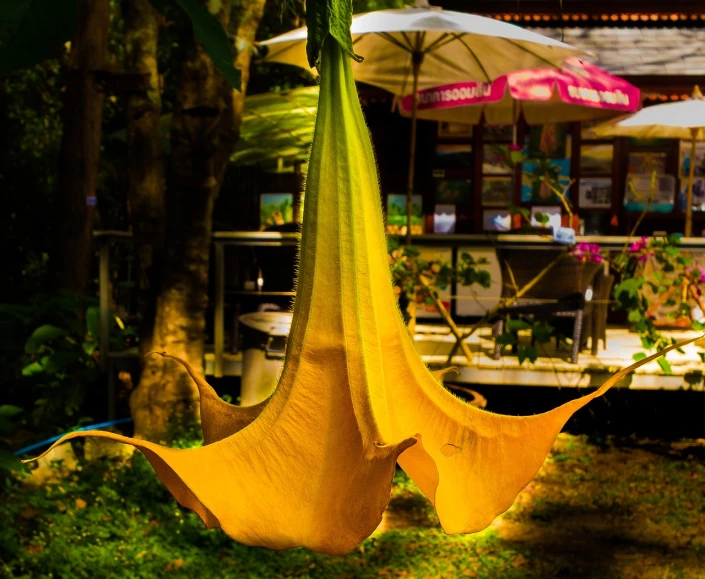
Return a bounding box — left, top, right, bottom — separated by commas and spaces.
0, 293, 134, 435
0, 0, 76, 76
613, 234, 704, 372
387, 239, 490, 323
497, 318, 555, 365
305, 0, 360, 68
2, 448, 531, 578
172, 0, 242, 90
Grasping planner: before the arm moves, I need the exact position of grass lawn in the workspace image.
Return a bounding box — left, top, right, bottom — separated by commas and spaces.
3, 433, 705, 578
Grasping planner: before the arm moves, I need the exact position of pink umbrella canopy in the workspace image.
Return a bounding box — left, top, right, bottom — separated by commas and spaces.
399, 58, 640, 125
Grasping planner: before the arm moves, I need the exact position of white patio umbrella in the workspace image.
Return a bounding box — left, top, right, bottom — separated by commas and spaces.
594, 86, 705, 237
260, 0, 588, 242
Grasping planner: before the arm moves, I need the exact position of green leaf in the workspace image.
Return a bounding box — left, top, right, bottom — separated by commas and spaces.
506, 319, 531, 332
517, 345, 538, 365
627, 310, 643, 324
0, 405, 22, 418
85, 306, 99, 340
21, 361, 44, 377
657, 357, 672, 375
495, 332, 517, 346
306, 0, 362, 68
0, 0, 77, 76
531, 322, 554, 344
24, 324, 67, 354
43, 351, 83, 373
632, 352, 647, 362
174, 0, 241, 90
0, 450, 21, 471
692, 320, 705, 331
698, 352, 705, 363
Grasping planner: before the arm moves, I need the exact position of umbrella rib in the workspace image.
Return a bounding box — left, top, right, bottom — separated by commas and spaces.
379, 31, 413, 53
455, 35, 492, 82
423, 33, 455, 55
502, 37, 567, 70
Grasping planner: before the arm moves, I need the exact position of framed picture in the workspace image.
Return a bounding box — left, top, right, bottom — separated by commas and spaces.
438, 122, 473, 138
435, 143, 472, 170
435, 179, 471, 204
482, 144, 512, 174
580, 144, 613, 175
433, 204, 456, 233
482, 209, 512, 232
414, 247, 453, 319
482, 176, 513, 206
386, 194, 424, 235
482, 124, 513, 142
679, 140, 705, 178
679, 178, 705, 212
521, 158, 571, 203
260, 193, 294, 230
524, 123, 570, 159
531, 206, 562, 230
628, 152, 666, 175
579, 178, 612, 209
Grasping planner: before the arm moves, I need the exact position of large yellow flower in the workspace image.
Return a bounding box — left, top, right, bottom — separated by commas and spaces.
28, 37, 684, 555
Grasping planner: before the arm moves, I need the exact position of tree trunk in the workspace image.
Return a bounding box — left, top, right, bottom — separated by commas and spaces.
130, 0, 266, 440
124, 0, 165, 355
51, 0, 110, 294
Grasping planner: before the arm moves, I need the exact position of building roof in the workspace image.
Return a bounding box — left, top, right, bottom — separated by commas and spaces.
528, 27, 705, 76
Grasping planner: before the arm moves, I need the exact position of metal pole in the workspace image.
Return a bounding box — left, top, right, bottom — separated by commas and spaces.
685, 128, 698, 237
214, 241, 225, 378
405, 51, 423, 245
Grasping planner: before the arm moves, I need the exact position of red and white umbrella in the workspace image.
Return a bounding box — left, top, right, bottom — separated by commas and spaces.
399, 58, 640, 126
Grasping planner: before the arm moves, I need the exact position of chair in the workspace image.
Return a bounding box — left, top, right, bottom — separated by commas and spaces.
492, 247, 602, 364
586, 271, 615, 355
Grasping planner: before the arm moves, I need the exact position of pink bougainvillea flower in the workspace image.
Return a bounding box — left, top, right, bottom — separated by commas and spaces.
26, 38, 690, 556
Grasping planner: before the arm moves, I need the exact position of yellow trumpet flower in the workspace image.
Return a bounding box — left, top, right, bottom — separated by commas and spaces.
27, 38, 687, 555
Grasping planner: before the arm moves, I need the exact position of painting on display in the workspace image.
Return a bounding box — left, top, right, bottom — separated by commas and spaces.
414, 247, 453, 319
435, 179, 471, 204
482, 124, 514, 142
521, 158, 571, 203
580, 144, 613, 175
678, 178, 705, 213
627, 152, 666, 175
482, 145, 512, 174
437, 122, 473, 138
579, 178, 612, 209
386, 194, 424, 235
435, 143, 472, 170
482, 176, 513, 206
524, 123, 571, 159
531, 206, 562, 230
433, 204, 456, 233
679, 140, 705, 178
260, 193, 294, 230
482, 209, 512, 232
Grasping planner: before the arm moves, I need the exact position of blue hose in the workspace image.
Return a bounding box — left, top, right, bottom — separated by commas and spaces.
13, 417, 133, 456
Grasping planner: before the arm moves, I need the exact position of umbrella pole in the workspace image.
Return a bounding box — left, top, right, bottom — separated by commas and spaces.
686, 128, 698, 237
405, 52, 422, 245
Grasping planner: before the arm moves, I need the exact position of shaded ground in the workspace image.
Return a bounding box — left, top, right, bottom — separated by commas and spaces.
3, 434, 705, 578
381, 434, 705, 579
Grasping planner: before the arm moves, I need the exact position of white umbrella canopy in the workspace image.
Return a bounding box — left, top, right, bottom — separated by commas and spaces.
261, 2, 586, 96
260, 0, 589, 241
594, 87, 705, 237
